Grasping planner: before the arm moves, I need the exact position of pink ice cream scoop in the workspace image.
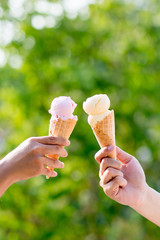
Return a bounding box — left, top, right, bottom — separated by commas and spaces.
49, 96, 77, 120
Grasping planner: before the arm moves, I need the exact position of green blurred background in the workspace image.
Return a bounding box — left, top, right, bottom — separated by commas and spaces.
0, 0, 160, 239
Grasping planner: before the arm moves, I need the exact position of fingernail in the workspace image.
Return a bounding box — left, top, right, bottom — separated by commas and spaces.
60, 162, 64, 168
64, 151, 68, 157
66, 140, 70, 146
52, 171, 58, 177
107, 145, 114, 150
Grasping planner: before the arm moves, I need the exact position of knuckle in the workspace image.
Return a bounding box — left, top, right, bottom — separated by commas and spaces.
31, 142, 42, 153
100, 159, 107, 173
114, 176, 121, 184
27, 137, 39, 147
99, 180, 103, 188
117, 161, 122, 168
126, 157, 131, 162
104, 185, 116, 198
100, 175, 106, 185
101, 158, 105, 165
104, 187, 109, 196
120, 171, 124, 177
111, 188, 118, 198
26, 137, 35, 147
55, 145, 60, 152
49, 136, 56, 142
27, 137, 35, 143
106, 167, 113, 177
94, 152, 99, 161
102, 158, 109, 166
102, 178, 105, 186
102, 147, 109, 156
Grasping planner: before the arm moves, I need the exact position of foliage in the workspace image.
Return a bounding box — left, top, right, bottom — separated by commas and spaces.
0, 0, 160, 239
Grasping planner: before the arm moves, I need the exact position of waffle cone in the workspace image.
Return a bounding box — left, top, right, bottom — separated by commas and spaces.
89, 110, 116, 159
46, 118, 77, 179
49, 118, 77, 139
49, 118, 77, 159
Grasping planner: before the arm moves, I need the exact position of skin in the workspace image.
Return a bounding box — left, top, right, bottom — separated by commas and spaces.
95, 145, 160, 227
0, 136, 70, 197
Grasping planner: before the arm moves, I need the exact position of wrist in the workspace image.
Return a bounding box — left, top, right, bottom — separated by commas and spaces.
131, 183, 150, 211
0, 158, 16, 196
131, 184, 160, 226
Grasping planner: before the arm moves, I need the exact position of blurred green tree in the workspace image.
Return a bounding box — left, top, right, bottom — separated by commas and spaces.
0, 0, 160, 239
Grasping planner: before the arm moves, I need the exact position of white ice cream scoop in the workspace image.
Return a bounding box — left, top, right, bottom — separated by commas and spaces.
83, 94, 112, 127
83, 94, 110, 115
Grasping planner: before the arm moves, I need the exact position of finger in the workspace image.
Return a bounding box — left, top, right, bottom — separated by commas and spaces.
116, 147, 133, 164
99, 158, 122, 177
40, 144, 68, 157
103, 176, 127, 198
42, 167, 58, 178
42, 157, 64, 169
95, 146, 115, 164
100, 167, 123, 185
30, 136, 70, 147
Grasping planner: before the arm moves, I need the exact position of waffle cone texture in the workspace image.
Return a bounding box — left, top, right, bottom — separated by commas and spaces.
48, 118, 77, 160
46, 118, 77, 179
49, 118, 77, 139
89, 110, 116, 159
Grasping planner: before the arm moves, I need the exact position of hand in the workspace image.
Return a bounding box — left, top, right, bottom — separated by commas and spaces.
0, 136, 70, 195
95, 146, 147, 209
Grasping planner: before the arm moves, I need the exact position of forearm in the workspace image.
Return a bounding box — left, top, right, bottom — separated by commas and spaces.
133, 184, 160, 227
0, 158, 14, 197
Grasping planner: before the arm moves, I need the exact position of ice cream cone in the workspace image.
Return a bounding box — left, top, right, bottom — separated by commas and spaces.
89, 110, 116, 159
49, 118, 77, 140
46, 118, 77, 179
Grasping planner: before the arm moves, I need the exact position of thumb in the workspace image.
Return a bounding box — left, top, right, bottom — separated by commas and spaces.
116, 147, 133, 164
